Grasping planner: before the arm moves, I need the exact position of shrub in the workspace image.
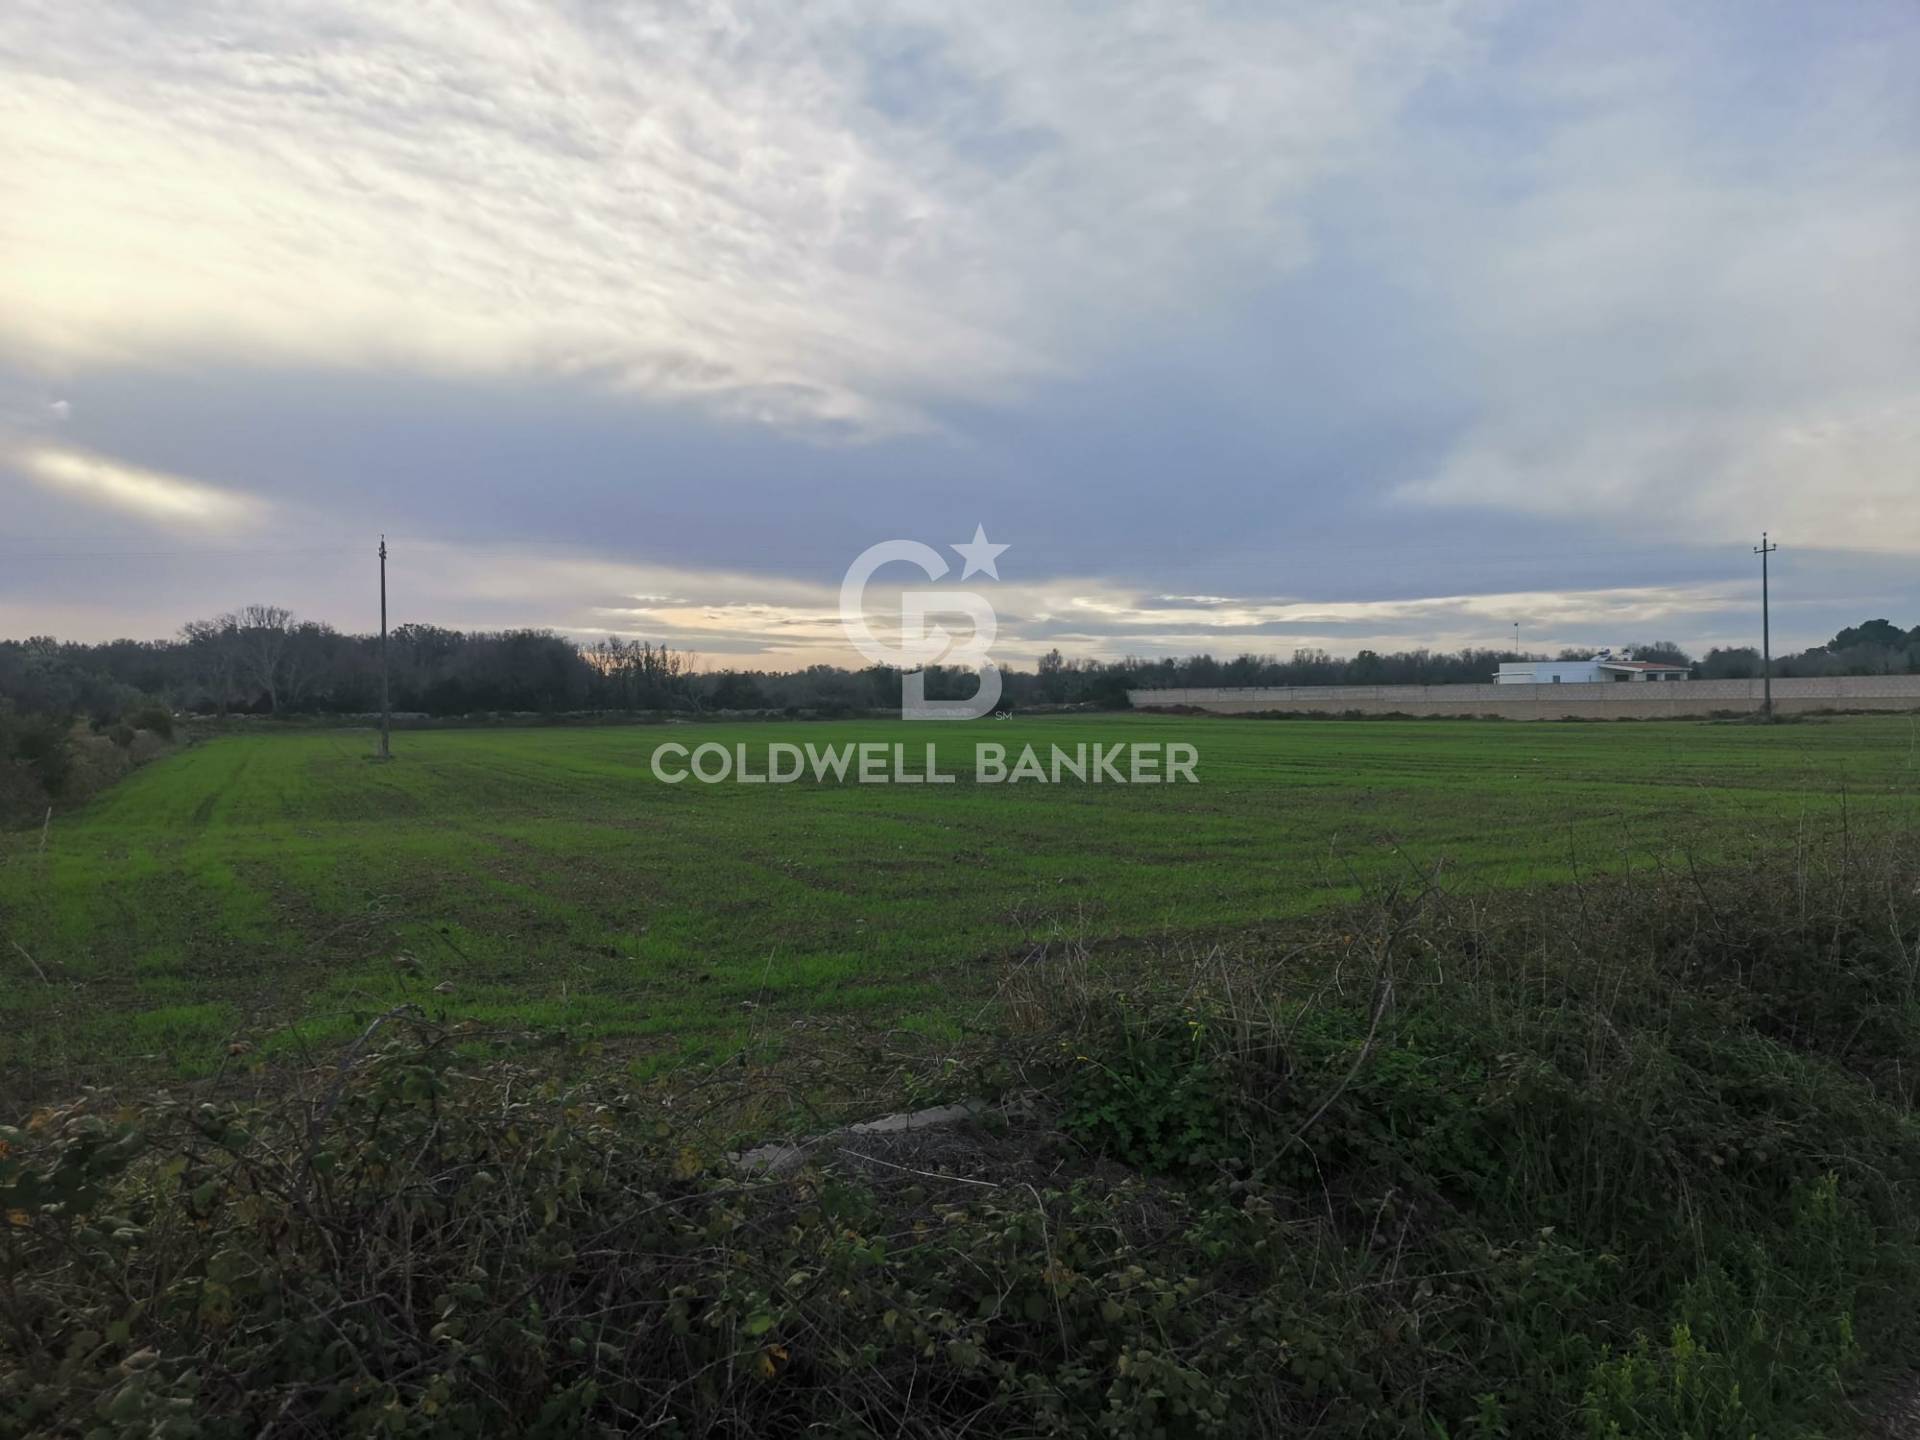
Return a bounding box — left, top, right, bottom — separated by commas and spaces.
0, 1023, 1326, 1438
129, 705, 175, 741
5, 712, 72, 795
1027, 833, 1920, 1435
1060, 1005, 1233, 1171
4, 836, 1919, 1437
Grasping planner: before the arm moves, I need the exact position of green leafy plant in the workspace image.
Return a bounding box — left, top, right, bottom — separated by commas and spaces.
1060, 1005, 1233, 1172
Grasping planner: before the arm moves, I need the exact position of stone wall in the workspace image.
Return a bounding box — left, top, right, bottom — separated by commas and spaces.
1128, 674, 1920, 720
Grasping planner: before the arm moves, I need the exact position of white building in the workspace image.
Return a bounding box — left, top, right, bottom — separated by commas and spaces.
1493, 648, 1691, 685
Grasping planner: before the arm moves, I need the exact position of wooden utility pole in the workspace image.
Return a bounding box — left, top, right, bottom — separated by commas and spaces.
379, 536, 392, 760
1754, 532, 1777, 722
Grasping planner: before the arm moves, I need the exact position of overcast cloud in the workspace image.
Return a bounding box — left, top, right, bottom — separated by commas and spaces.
2, 0, 1915, 663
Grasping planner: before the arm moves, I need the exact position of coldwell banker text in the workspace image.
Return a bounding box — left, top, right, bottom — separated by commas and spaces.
651, 741, 1199, 785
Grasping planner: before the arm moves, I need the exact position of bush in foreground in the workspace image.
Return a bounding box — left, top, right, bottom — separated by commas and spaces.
1, 1027, 1323, 1438
4, 833, 1919, 1437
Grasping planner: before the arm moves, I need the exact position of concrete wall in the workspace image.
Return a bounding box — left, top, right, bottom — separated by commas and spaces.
1129, 674, 1920, 721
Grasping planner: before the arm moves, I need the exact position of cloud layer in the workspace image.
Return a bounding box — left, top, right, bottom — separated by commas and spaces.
1392, 6, 1920, 548
0, 0, 1475, 432
1, 1, 1916, 657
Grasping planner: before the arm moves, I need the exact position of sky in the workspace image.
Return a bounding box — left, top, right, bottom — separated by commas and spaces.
2, 0, 1916, 669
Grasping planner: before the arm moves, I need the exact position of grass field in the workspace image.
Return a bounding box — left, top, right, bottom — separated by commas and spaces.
4, 712, 1918, 1091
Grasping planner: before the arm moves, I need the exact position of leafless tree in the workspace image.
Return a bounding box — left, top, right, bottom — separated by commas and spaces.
584, 637, 696, 709
180, 615, 239, 715
234, 604, 295, 713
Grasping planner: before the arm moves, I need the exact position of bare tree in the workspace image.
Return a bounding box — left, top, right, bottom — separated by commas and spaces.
280, 621, 341, 711
180, 615, 240, 715
584, 637, 697, 710
234, 604, 295, 713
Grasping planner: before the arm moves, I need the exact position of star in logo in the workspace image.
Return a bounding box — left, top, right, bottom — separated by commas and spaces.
952, 524, 1009, 580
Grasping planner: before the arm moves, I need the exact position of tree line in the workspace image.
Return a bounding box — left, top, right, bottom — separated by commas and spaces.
8, 606, 1915, 822
5, 608, 1920, 748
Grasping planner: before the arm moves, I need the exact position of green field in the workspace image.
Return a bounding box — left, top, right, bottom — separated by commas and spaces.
4, 713, 1917, 1091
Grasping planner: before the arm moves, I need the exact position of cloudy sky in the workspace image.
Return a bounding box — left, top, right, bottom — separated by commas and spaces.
2, 0, 1916, 667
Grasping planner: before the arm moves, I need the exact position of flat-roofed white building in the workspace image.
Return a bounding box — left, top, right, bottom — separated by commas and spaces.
1493, 649, 1691, 685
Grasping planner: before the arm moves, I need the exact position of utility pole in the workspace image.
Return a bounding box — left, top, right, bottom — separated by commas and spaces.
379, 536, 392, 760
1513, 621, 1520, 655
1754, 531, 1777, 722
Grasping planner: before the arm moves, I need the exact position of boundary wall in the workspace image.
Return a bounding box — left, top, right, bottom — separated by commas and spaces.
1127, 674, 1920, 720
